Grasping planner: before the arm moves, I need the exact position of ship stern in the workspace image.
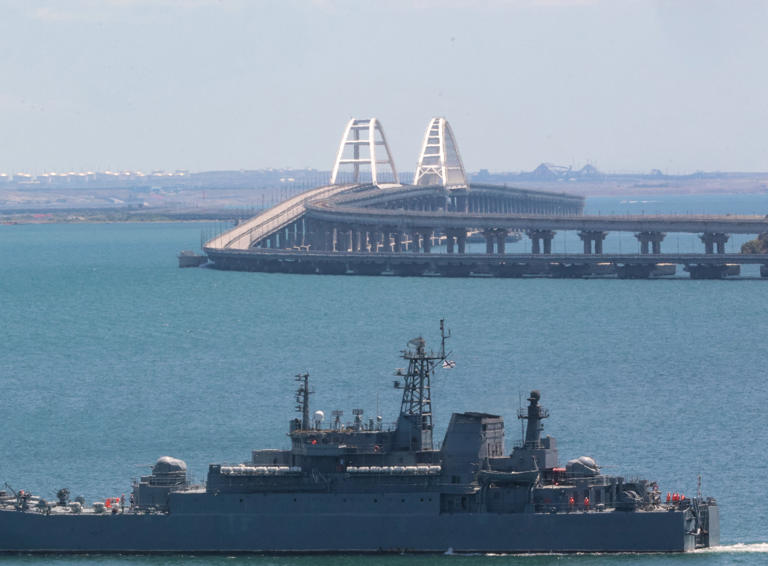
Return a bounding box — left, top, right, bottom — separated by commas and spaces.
696, 500, 720, 548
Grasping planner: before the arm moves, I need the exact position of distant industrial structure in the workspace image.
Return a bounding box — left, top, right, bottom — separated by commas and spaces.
203, 118, 768, 279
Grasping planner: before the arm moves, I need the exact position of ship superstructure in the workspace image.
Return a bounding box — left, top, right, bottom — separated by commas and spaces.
0, 323, 719, 553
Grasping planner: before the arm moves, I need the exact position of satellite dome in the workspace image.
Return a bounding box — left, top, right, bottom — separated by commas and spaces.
153, 456, 187, 475
566, 456, 599, 477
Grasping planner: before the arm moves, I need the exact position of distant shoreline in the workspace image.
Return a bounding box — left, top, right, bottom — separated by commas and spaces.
0, 209, 247, 225
0, 191, 768, 226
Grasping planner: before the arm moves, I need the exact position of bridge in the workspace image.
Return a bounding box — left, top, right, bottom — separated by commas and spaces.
204, 117, 768, 279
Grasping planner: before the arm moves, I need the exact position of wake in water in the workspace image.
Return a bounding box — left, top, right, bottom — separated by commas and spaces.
696, 543, 768, 553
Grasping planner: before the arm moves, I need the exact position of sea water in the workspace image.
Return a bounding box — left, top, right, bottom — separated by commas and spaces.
1, 193, 767, 565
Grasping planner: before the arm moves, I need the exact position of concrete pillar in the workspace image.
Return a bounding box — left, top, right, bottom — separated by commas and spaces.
528, 230, 555, 255
381, 227, 394, 252
457, 232, 467, 254
714, 233, 729, 254
700, 232, 720, 254
636, 231, 665, 254
341, 229, 351, 252
594, 235, 605, 255
578, 231, 607, 255
651, 232, 665, 254
579, 231, 592, 254
393, 232, 403, 253
411, 231, 421, 253
496, 230, 507, 255
356, 230, 364, 252
699, 232, 729, 254
542, 231, 554, 254
325, 227, 334, 251
635, 232, 651, 254
531, 235, 541, 254
596, 231, 607, 254
484, 230, 495, 254
446, 229, 465, 254
423, 232, 432, 254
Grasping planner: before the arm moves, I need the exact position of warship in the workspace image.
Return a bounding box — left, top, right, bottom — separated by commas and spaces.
0, 322, 718, 553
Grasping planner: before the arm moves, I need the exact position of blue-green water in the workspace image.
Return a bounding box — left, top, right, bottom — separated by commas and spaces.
1, 194, 768, 565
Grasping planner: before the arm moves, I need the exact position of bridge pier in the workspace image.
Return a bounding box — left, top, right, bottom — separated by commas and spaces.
378, 227, 392, 252
445, 229, 467, 254
338, 227, 350, 252
635, 231, 666, 254
410, 230, 433, 253
304, 220, 323, 251
527, 229, 555, 255
393, 231, 404, 253
700, 232, 729, 254
373, 230, 386, 253
483, 229, 507, 254
496, 230, 507, 255
484, 230, 494, 254
578, 231, 607, 254
423, 231, 433, 253
354, 229, 362, 252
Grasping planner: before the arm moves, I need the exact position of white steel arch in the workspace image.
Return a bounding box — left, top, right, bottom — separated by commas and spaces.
413, 117, 468, 191
330, 118, 399, 186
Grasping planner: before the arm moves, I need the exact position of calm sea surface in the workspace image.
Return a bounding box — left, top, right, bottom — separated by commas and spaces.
1, 193, 767, 565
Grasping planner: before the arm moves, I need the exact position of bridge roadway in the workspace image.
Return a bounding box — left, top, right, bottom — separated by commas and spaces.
204, 182, 586, 251
205, 184, 356, 250
203, 182, 768, 278
306, 203, 768, 235
204, 247, 768, 279
327, 182, 584, 213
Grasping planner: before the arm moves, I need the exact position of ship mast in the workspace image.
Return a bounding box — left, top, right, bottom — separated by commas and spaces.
518, 390, 549, 448
396, 320, 450, 450
295, 373, 312, 430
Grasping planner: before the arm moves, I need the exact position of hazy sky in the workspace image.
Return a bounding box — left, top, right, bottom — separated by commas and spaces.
1, 0, 767, 174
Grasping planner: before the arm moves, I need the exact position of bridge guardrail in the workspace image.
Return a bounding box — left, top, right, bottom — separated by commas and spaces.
205, 184, 355, 249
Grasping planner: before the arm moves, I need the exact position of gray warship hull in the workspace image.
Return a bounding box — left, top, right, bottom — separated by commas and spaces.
0, 324, 719, 554
0, 499, 716, 553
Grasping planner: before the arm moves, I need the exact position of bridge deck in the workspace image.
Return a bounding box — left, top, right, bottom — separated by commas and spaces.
207, 248, 768, 265
205, 184, 356, 250
305, 204, 768, 234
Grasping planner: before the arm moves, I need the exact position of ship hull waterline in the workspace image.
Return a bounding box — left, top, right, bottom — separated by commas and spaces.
0, 506, 709, 553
